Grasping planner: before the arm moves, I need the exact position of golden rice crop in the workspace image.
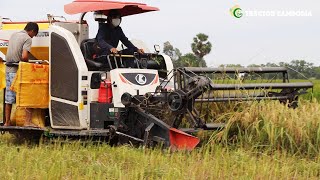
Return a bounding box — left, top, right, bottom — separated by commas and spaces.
210, 99, 320, 156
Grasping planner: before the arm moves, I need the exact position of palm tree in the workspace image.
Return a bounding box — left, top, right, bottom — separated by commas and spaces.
191, 33, 212, 67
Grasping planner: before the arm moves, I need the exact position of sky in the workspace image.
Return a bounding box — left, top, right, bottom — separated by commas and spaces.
1, 0, 319, 67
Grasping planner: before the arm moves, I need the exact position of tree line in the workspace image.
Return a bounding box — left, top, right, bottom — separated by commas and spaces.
163, 33, 211, 68
163, 34, 318, 79
234, 60, 319, 79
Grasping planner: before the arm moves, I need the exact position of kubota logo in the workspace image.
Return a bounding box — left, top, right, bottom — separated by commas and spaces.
230, 5, 243, 18
135, 74, 147, 85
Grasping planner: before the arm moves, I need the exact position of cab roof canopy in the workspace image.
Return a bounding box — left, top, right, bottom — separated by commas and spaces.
64, 0, 159, 16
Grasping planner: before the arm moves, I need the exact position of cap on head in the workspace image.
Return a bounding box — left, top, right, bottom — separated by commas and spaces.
108, 9, 121, 18
94, 11, 108, 22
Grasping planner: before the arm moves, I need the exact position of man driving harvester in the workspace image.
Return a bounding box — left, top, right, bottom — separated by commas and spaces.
95, 9, 144, 67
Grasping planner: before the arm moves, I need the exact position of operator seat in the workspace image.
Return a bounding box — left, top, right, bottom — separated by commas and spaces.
80, 39, 108, 71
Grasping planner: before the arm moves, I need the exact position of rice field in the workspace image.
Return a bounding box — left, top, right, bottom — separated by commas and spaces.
0, 136, 319, 179
0, 80, 320, 179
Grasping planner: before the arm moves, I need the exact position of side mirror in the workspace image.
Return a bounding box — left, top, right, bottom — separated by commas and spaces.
154, 45, 161, 53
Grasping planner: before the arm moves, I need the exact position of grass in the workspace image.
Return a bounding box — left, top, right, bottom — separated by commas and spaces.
0, 135, 319, 179
308, 79, 320, 100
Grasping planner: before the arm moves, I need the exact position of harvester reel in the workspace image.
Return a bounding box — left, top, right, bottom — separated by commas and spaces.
167, 92, 183, 112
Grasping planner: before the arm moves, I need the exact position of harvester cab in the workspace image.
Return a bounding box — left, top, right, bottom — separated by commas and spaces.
0, 0, 313, 150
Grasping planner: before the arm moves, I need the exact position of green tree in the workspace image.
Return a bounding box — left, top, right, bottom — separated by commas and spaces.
247, 64, 264, 67
225, 64, 243, 68
191, 33, 212, 67
178, 53, 199, 67
288, 60, 314, 79
312, 66, 320, 79
163, 41, 182, 67
278, 62, 289, 67
265, 62, 279, 67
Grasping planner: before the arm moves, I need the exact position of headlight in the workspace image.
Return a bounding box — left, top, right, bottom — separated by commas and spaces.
100, 72, 107, 80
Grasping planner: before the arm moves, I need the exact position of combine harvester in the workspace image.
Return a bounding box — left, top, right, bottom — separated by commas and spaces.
0, 0, 313, 150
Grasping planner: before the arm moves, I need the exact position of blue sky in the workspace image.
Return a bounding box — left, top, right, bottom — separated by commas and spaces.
1, 0, 319, 67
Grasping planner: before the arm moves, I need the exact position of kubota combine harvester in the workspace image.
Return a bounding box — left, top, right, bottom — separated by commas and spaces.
0, 0, 313, 150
